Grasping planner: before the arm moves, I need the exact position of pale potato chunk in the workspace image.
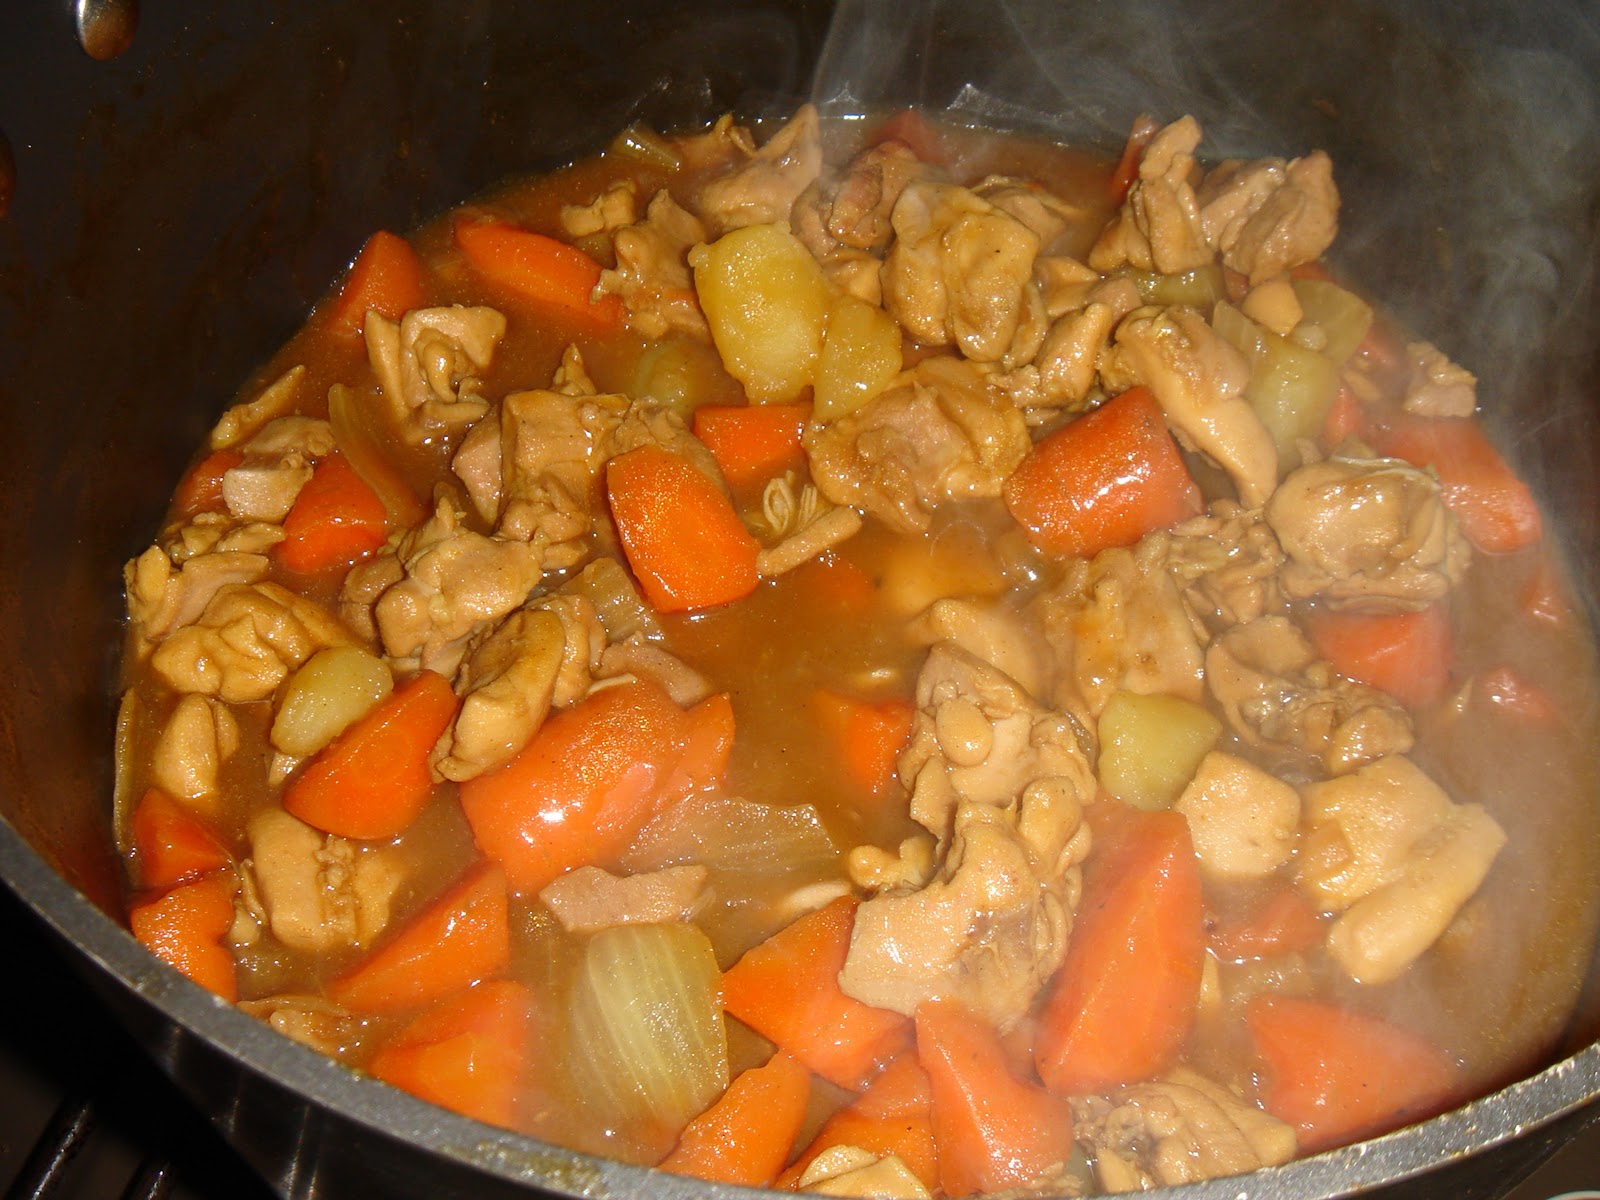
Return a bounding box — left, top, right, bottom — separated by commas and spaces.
690, 222, 830, 403
270, 645, 393, 757
1174, 751, 1299, 880
813, 293, 903, 420
1097, 690, 1222, 811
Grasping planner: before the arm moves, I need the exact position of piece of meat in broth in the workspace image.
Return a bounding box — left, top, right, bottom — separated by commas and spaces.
149, 694, 241, 810
1108, 305, 1277, 508
993, 274, 1142, 416
1173, 751, 1300, 882
217, 416, 337, 522
365, 304, 507, 443
598, 189, 712, 340
1298, 754, 1506, 985
1401, 340, 1478, 418
1089, 115, 1212, 277
539, 864, 711, 935
795, 137, 934, 260
1264, 455, 1469, 610
495, 387, 629, 561
124, 544, 271, 648
1197, 150, 1339, 286
1205, 616, 1414, 777
1164, 501, 1288, 633
246, 808, 402, 954
694, 104, 823, 234
805, 356, 1030, 534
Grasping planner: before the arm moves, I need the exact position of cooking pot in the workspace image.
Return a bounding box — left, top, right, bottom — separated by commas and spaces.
2, 1, 1598, 1197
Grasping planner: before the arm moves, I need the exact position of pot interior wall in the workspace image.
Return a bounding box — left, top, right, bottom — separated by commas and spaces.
1, 0, 1597, 1194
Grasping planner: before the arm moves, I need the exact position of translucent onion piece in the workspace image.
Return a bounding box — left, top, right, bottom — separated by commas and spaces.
1290, 278, 1374, 364
567, 923, 727, 1142
609, 123, 681, 171
623, 794, 839, 885
326, 383, 428, 528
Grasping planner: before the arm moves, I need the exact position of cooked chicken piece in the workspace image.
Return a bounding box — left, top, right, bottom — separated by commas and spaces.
752, 475, 864, 577
149, 694, 240, 808
220, 461, 312, 524
237, 993, 362, 1060
1402, 340, 1478, 417
794, 137, 932, 259
151, 581, 359, 703
695, 104, 823, 233
1174, 751, 1299, 880
1205, 617, 1414, 776
432, 606, 574, 783
125, 544, 270, 647
338, 551, 404, 645
538, 864, 711, 934
599, 189, 711, 339
247, 809, 402, 954
907, 597, 1046, 700
1197, 151, 1339, 286
881, 179, 1042, 362
608, 396, 728, 488
974, 174, 1093, 252
497, 387, 628, 557
1088, 116, 1212, 277
1078, 1067, 1297, 1189
238, 415, 339, 460
1299, 754, 1506, 984
1108, 305, 1277, 507
805, 357, 1030, 534
1032, 535, 1207, 728
1239, 276, 1303, 337
899, 643, 1095, 845
452, 413, 502, 525
1165, 502, 1288, 632
598, 634, 711, 708
560, 177, 638, 238
994, 272, 1143, 417
796, 1146, 932, 1199
562, 556, 663, 644
374, 500, 542, 675
208, 364, 305, 450
165, 514, 285, 563
1264, 455, 1469, 610
365, 304, 507, 443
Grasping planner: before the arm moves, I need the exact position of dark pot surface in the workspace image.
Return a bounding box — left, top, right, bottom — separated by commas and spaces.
2, 2, 1598, 1197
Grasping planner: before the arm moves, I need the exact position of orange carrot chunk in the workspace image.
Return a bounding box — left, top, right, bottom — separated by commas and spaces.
1319, 382, 1366, 449
917, 1000, 1075, 1199
330, 862, 510, 1013
1208, 884, 1326, 963
812, 690, 914, 797
129, 872, 238, 1002
1246, 993, 1464, 1153
606, 443, 761, 613
660, 691, 736, 805
778, 1053, 939, 1192
172, 447, 245, 518
458, 677, 690, 894
283, 670, 459, 841
275, 452, 390, 575
721, 895, 912, 1092
453, 216, 624, 328
1035, 804, 1205, 1094
1305, 601, 1453, 709
368, 979, 532, 1128
692, 402, 811, 490
1372, 414, 1543, 554
326, 230, 426, 337
657, 1051, 813, 1186
1003, 386, 1202, 559
128, 789, 231, 892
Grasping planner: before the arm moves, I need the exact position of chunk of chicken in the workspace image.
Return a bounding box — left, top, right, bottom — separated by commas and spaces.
805, 357, 1030, 534
560, 177, 638, 238
1174, 751, 1299, 881
562, 556, 663, 644
1078, 1067, 1297, 1189
695, 104, 823, 234
149, 694, 241, 808
1205, 617, 1414, 776
599, 189, 711, 340
1032, 534, 1207, 729
1108, 305, 1277, 507
125, 544, 270, 648
1088, 116, 1211, 277
538, 864, 711, 934
794, 137, 932, 260
1402, 340, 1477, 417
164, 514, 285, 564
1197, 151, 1339, 286
1299, 755, 1506, 984
1164, 502, 1288, 633
993, 286, 1138, 416
218, 415, 336, 522
237, 994, 362, 1060
150, 582, 359, 703
247, 809, 402, 954
752, 474, 864, 578
1264, 455, 1469, 610
598, 635, 712, 708
496, 387, 628, 557
907, 597, 1046, 700
208, 364, 305, 450
974, 175, 1093, 253
881, 179, 1042, 362
796, 1146, 932, 1199
374, 500, 542, 675
365, 305, 507, 443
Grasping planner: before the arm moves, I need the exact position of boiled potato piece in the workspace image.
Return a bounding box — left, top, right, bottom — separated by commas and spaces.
690, 223, 830, 403
813, 292, 903, 420
271, 646, 393, 757
1290, 278, 1373, 364
1097, 690, 1222, 811
1213, 300, 1340, 472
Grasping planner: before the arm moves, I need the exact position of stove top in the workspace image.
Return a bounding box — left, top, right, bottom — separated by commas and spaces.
1, 882, 1595, 1200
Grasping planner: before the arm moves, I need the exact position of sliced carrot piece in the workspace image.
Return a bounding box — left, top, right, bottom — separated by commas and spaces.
129, 872, 238, 1002
917, 1000, 1075, 1199
1474, 664, 1559, 723
1304, 601, 1453, 709
812, 690, 914, 797
1208, 884, 1326, 962
458, 677, 690, 893
692, 402, 811, 490
283, 670, 459, 841
787, 551, 877, 615
330, 862, 510, 1013
128, 788, 231, 892
657, 1051, 813, 1186
1247, 993, 1464, 1152
660, 692, 736, 804
721, 896, 912, 1091
1320, 382, 1366, 449
368, 980, 532, 1128
275, 452, 390, 575
1035, 804, 1205, 1094
326, 230, 426, 337
606, 443, 761, 613
453, 216, 623, 329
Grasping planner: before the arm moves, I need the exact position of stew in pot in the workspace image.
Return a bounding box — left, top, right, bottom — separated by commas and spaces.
114, 107, 1600, 1195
